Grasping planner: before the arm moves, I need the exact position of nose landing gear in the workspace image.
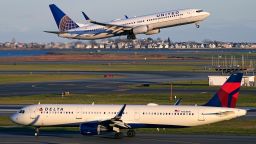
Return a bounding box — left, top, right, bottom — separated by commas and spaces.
196, 24, 200, 28
35, 127, 40, 136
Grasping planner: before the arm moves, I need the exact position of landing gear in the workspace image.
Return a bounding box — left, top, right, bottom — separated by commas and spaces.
114, 132, 124, 139
127, 34, 136, 40
35, 127, 40, 136
127, 129, 136, 137
196, 24, 200, 28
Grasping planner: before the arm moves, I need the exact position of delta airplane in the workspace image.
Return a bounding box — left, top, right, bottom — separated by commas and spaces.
45, 4, 210, 40
11, 73, 248, 138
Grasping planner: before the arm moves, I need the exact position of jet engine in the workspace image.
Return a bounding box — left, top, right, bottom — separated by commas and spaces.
80, 122, 108, 136
145, 29, 160, 35
133, 25, 149, 34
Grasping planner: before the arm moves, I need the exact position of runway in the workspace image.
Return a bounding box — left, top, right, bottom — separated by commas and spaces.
0, 132, 256, 144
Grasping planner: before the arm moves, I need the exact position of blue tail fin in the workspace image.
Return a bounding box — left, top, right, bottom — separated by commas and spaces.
204, 73, 243, 108
49, 4, 79, 32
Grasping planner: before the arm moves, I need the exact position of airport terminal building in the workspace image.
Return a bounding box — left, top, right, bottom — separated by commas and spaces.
208, 75, 255, 87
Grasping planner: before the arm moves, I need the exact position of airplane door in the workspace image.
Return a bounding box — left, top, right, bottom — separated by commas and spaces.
30, 107, 37, 119
134, 111, 140, 121
198, 110, 205, 121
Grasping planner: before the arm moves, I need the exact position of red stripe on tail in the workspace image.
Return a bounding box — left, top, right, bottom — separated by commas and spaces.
217, 82, 240, 107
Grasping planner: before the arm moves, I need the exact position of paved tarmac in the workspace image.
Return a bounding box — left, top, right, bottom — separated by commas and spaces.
0, 71, 208, 97
0, 132, 256, 144
1, 71, 255, 97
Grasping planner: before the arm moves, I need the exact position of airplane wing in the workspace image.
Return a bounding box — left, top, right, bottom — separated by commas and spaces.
80, 12, 133, 34
89, 20, 133, 34
79, 104, 130, 136
100, 104, 130, 129
174, 98, 182, 105
243, 108, 256, 112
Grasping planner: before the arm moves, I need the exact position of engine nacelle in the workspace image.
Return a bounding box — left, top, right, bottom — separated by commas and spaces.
80, 122, 99, 136
133, 25, 149, 34
145, 29, 160, 35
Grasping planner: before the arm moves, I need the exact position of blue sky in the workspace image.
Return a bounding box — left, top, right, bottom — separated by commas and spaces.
0, 0, 255, 42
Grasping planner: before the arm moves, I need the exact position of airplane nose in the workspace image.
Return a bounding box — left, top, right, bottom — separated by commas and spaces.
10, 113, 18, 124
206, 12, 210, 17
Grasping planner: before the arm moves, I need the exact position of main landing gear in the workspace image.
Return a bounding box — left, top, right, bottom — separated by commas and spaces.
35, 127, 40, 136
127, 129, 136, 137
114, 132, 124, 139
127, 34, 136, 40
196, 24, 200, 28
113, 129, 136, 138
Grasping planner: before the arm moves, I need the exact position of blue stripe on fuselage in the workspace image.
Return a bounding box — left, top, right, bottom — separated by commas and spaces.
36, 122, 188, 129
69, 29, 112, 35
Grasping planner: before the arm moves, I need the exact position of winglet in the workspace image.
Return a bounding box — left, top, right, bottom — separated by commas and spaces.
114, 104, 126, 119
124, 15, 129, 19
82, 11, 90, 21
174, 98, 182, 105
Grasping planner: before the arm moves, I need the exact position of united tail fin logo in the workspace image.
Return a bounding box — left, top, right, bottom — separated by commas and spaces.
204, 73, 243, 108
59, 15, 79, 32
49, 4, 79, 32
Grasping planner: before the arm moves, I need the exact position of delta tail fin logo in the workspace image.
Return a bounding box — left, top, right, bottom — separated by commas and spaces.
204, 73, 243, 108
49, 4, 79, 32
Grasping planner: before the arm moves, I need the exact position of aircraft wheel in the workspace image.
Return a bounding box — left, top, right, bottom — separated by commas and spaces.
127, 129, 136, 137
196, 24, 200, 28
114, 132, 123, 139
127, 34, 136, 40
35, 127, 40, 136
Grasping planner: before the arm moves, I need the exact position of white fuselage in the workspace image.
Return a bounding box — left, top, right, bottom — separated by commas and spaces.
11, 104, 246, 128
60, 9, 210, 40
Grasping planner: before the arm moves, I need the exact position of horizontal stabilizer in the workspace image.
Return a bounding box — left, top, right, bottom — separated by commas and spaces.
44, 31, 65, 34
203, 111, 235, 116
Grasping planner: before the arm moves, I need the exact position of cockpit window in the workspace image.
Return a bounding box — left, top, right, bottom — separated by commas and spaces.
19, 110, 25, 114
196, 10, 203, 13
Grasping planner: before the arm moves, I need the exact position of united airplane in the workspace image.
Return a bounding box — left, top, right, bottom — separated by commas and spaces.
11, 73, 247, 138
45, 4, 210, 40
